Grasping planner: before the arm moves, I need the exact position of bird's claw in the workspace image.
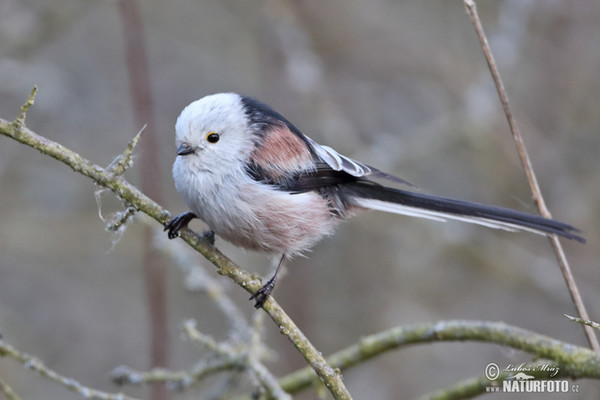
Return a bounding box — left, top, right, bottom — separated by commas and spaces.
164, 212, 197, 239
249, 278, 275, 308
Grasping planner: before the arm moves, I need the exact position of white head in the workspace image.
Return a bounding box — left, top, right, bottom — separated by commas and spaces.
174, 93, 258, 170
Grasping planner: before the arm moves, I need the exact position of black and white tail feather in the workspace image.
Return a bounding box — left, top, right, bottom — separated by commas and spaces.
349, 184, 584, 242
293, 124, 584, 243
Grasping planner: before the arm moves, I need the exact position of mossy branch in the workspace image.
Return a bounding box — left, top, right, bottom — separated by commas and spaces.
0, 337, 139, 400
279, 320, 600, 396
0, 89, 350, 400
0, 375, 21, 400
415, 359, 562, 400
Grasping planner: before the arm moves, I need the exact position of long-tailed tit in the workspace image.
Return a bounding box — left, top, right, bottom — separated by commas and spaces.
165, 93, 584, 308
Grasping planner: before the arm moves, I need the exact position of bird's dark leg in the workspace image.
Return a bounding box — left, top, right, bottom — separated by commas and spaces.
164, 212, 197, 239
250, 254, 286, 308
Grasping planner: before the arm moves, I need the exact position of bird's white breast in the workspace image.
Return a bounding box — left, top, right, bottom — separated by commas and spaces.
173, 157, 339, 256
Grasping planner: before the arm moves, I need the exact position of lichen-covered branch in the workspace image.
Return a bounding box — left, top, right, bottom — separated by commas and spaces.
0, 338, 139, 400
151, 228, 250, 339
565, 314, 600, 332
0, 89, 351, 400
415, 359, 559, 400
0, 375, 22, 400
182, 320, 290, 399
279, 320, 600, 394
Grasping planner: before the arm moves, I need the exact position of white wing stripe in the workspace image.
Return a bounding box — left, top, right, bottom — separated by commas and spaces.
354, 198, 558, 236
308, 136, 374, 176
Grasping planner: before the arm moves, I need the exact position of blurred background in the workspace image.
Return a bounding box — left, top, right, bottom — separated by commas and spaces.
1, 0, 599, 398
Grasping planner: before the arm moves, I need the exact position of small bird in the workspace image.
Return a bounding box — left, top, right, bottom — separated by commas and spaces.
165, 93, 584, 308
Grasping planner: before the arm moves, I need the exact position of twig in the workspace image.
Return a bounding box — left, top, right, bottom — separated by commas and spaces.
183, 320, 291, 400
565, 314, 600, 332
112, 320, 290, 399
106, 125, 145, 176
414, 374, 493, 400
0, 339, 139, 400
120, 230, 284, 397
151, 228, 251, 342
0, 375, 22, 400
279, 320, 600, 394
154, 225, 281, 397
111, 359, 243, 391
0, 92, 351, 400
13, 86, 37, 129
463, 0, 598, 352
414, 359, 559, 400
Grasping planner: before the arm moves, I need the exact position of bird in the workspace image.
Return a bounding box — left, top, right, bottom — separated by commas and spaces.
164, 92, 584, 308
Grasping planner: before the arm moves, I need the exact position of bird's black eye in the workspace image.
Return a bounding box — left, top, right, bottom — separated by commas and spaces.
206, 132, 220, 143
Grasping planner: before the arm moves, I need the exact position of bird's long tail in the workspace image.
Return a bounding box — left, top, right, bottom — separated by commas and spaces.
346, 183, 585, 243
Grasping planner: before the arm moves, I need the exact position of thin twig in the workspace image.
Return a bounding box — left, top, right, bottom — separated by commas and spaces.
111, 360, 243, 391
183, 320, 291, 399
463, 0, 598, 352
0, 375, 22, 400
414, 359, 560, 400
112, 319, 291, 399
13, 86, 37, 129
414, 374, 493, 400
151, 228, 251, 341
0, 339, 139, 400
565, 314, 600, 332
123, 231, 285, 397
106, 124, 145, 176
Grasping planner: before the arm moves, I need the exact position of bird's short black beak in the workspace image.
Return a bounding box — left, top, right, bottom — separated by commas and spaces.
177, 143, 195, 156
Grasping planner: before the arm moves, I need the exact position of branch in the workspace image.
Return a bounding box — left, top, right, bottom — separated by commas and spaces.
279, 320, 600, 394
182, 320, 289, 399
113, 320, 290, 397
0, 338, 139, 400
415, 359, 560, 400
565, 314, 600, 332
0, 375, 22, 400
0, 90, 351, 400
113, 232, 288, 398
150, 228, 250, 340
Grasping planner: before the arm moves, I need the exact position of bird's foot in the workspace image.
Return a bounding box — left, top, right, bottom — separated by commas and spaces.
164, 212, 197, 239
249, 277, 276, 309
